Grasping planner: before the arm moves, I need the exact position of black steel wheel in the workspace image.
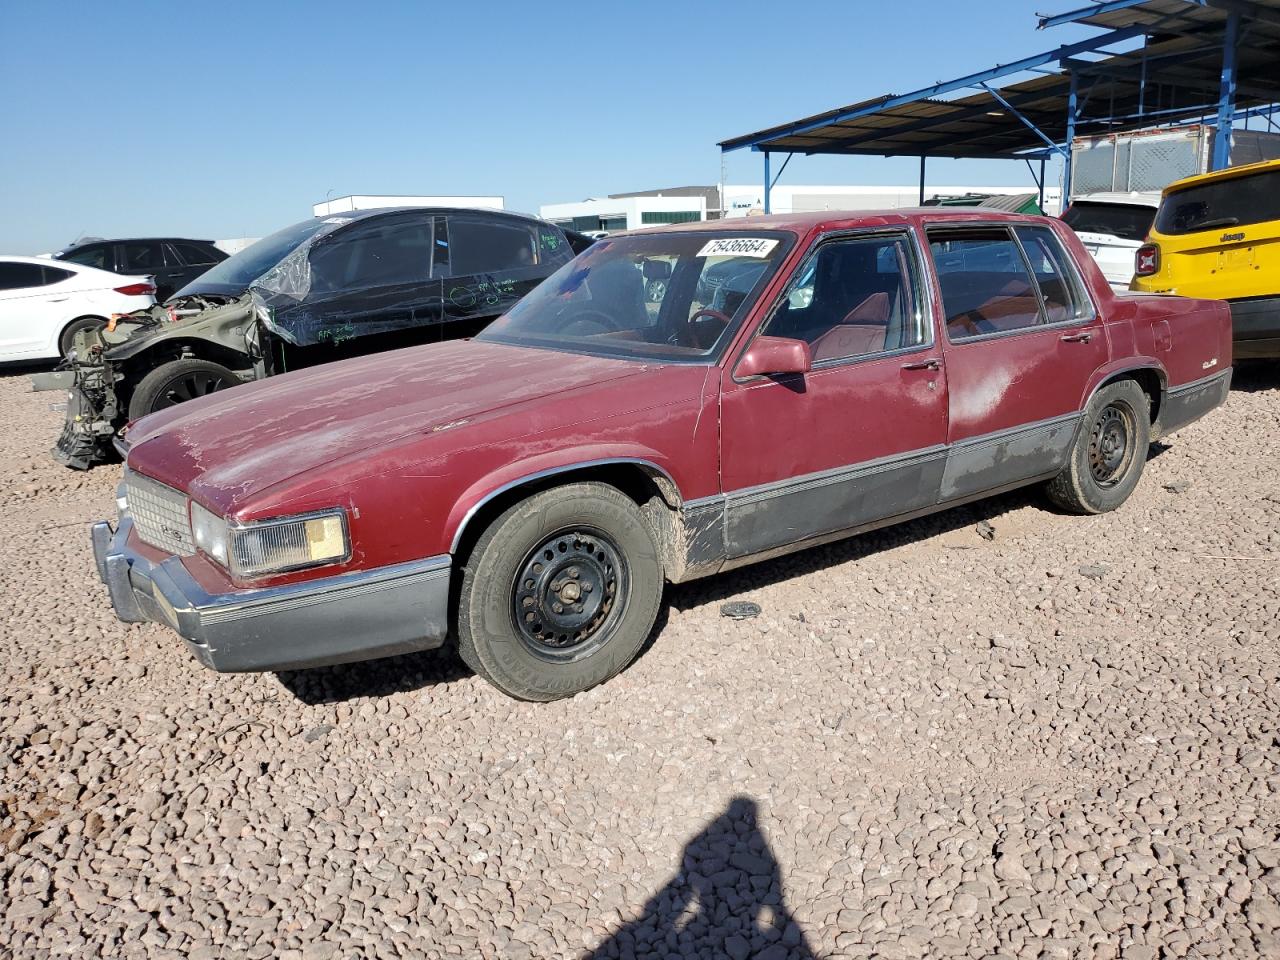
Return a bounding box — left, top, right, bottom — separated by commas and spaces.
512, 527, 626, 663
457, 481, 663, 701
128, 358, 240, 419
1047, 379, 1150, 515
1088, 401, 1136, 487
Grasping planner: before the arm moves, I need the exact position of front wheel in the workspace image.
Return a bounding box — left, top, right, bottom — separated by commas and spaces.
457, 482, 663, 701
1047, 379, 1150, 514
128, 358, 240, 419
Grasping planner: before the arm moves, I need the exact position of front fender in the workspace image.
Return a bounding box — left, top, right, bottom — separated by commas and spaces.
446, 445, 683, 554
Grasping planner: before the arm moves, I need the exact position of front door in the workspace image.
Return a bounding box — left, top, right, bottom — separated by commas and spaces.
719, 229, 950, 559
926, 222, 1110, 501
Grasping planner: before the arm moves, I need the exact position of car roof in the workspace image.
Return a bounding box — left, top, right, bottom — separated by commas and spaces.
59, 237, 216, 249
627, 207, 1062, 236
317, 206, 548, 225
1070, 191, 1162, 207
0, 254, 83, 266
1163, 156, 1280, 194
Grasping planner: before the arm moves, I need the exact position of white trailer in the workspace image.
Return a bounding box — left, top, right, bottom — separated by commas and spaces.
1069, 124, 1280, 200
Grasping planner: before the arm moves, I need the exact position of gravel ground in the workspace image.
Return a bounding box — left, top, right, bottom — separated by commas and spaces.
2, 363, 1279, 960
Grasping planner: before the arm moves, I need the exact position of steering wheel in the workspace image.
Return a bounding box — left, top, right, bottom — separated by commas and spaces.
560, 309, 621, 337
672, 308, 733, 350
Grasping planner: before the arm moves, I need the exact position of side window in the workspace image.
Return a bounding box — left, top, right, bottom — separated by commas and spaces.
1013, 225, 1091, 324
0, 262, 52, 290
449, 218, 537, 275
170, 242, 219, 266
929, 227, 1042, 340
122, 242, 163, 272
308, 216, 434, 292
763, 233, 925, 364
536, 225, 574, 269
431, 216, 450, 279
64, 245, 109, 270
41, 266, 74, 285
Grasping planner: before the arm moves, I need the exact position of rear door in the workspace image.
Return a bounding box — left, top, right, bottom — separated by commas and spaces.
719, 228, 949, 558
292, 210, 442, 352
928, 222, 1108, 501
119, 241, 176, 297
165, 241, 223, 294
439, 214, 574, 332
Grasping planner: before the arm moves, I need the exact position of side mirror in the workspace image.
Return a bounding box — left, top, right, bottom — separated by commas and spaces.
736, 336, 812, 379
642, 259, 672, 281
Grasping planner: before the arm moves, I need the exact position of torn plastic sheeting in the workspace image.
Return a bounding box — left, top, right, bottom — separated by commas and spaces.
254, 288, 451, 348
249, 218, 349, 303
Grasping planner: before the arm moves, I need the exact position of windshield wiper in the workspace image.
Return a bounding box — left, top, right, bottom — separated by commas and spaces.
1191, 217, 1241, 230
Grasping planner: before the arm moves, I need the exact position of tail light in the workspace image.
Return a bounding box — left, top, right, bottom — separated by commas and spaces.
114, 282, 156, 297
1135, 243, 1160, 277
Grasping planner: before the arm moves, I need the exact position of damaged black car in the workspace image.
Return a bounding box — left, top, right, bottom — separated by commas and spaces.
38, 207, 592, 468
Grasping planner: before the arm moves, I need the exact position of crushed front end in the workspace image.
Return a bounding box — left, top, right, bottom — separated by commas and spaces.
53, 324, 124, 469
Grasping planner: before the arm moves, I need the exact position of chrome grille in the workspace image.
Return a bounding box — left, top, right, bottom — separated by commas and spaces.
124, 469, 194, 556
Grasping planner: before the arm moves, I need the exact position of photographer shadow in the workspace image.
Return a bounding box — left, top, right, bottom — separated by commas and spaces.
582, 796, 818, 960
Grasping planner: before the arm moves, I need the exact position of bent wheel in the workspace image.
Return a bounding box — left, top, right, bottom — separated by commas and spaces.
458, 482, 663, 701
1047, 379, 1150, 515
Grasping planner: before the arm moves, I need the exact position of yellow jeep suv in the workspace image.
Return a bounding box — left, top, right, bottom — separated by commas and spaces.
1132, 158, 1280, 358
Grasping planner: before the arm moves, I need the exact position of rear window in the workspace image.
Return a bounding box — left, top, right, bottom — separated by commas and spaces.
1062, 202, 1155, 242
1154, 168, 1280, 236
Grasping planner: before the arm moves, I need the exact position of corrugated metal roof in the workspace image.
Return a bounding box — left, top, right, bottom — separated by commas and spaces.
720, 0, 1280, 160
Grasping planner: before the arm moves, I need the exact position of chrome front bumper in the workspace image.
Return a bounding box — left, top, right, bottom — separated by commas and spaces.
92, 517, 451, 672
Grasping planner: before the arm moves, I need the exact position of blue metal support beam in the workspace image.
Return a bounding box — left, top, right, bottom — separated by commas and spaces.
719, 23, 1150, 152
1063, 70, 1078, 202
763, 151, 771, 214
1212, 10, 1241, 169
1038, 0, 1150, 30
980, 82, 1069, 155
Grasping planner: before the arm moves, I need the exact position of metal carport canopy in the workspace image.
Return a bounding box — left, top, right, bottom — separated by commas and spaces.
718, 0, 1280, 208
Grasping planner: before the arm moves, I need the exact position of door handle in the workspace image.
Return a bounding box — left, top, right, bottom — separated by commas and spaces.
1061, 331, 1093, 343
902, 358, 941, 371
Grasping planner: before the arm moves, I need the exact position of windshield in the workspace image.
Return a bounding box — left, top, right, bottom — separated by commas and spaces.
1062, 202, 1156, 242
1154, 168, 1280, 236
172, 218, 330, 298
477, 231, 793, 361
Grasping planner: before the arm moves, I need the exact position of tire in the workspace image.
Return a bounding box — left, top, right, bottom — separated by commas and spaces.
1047, 379, 1151, 515
457, 481, 663, 701
59, 316, 106, 357
128, 358, 240, 420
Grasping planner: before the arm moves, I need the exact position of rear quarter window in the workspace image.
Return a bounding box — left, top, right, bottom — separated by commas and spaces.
1155, 168, 1280, 235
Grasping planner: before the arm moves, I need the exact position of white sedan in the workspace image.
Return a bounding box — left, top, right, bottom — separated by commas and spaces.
0, 256, 156, 361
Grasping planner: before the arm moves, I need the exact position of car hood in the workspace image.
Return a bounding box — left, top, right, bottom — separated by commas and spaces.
124, 340, 656, 510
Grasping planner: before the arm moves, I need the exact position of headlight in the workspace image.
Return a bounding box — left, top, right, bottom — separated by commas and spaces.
191, 504, 349, 578
191, 501, 230, 568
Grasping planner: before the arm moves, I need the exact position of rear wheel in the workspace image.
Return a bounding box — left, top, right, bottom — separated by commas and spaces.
1047, 379, 1150, 514
59, 316, 106, 357
128, 358, 239, 419
457, 482, 663, 701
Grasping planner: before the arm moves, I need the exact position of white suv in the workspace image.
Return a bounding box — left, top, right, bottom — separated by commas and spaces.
1060, 192, 1161, 290
0, 256, 156, 361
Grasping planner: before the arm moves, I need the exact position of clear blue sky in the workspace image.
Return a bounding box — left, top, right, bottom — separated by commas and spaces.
0, 0, 1096, 254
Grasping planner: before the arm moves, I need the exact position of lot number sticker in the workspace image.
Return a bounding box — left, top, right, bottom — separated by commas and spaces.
697, 238, 779, 258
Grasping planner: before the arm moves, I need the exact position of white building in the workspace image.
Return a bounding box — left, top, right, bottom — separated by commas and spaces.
541, 184, 1061, 234
312, 194, 504, 216
540, 194, 707, 234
